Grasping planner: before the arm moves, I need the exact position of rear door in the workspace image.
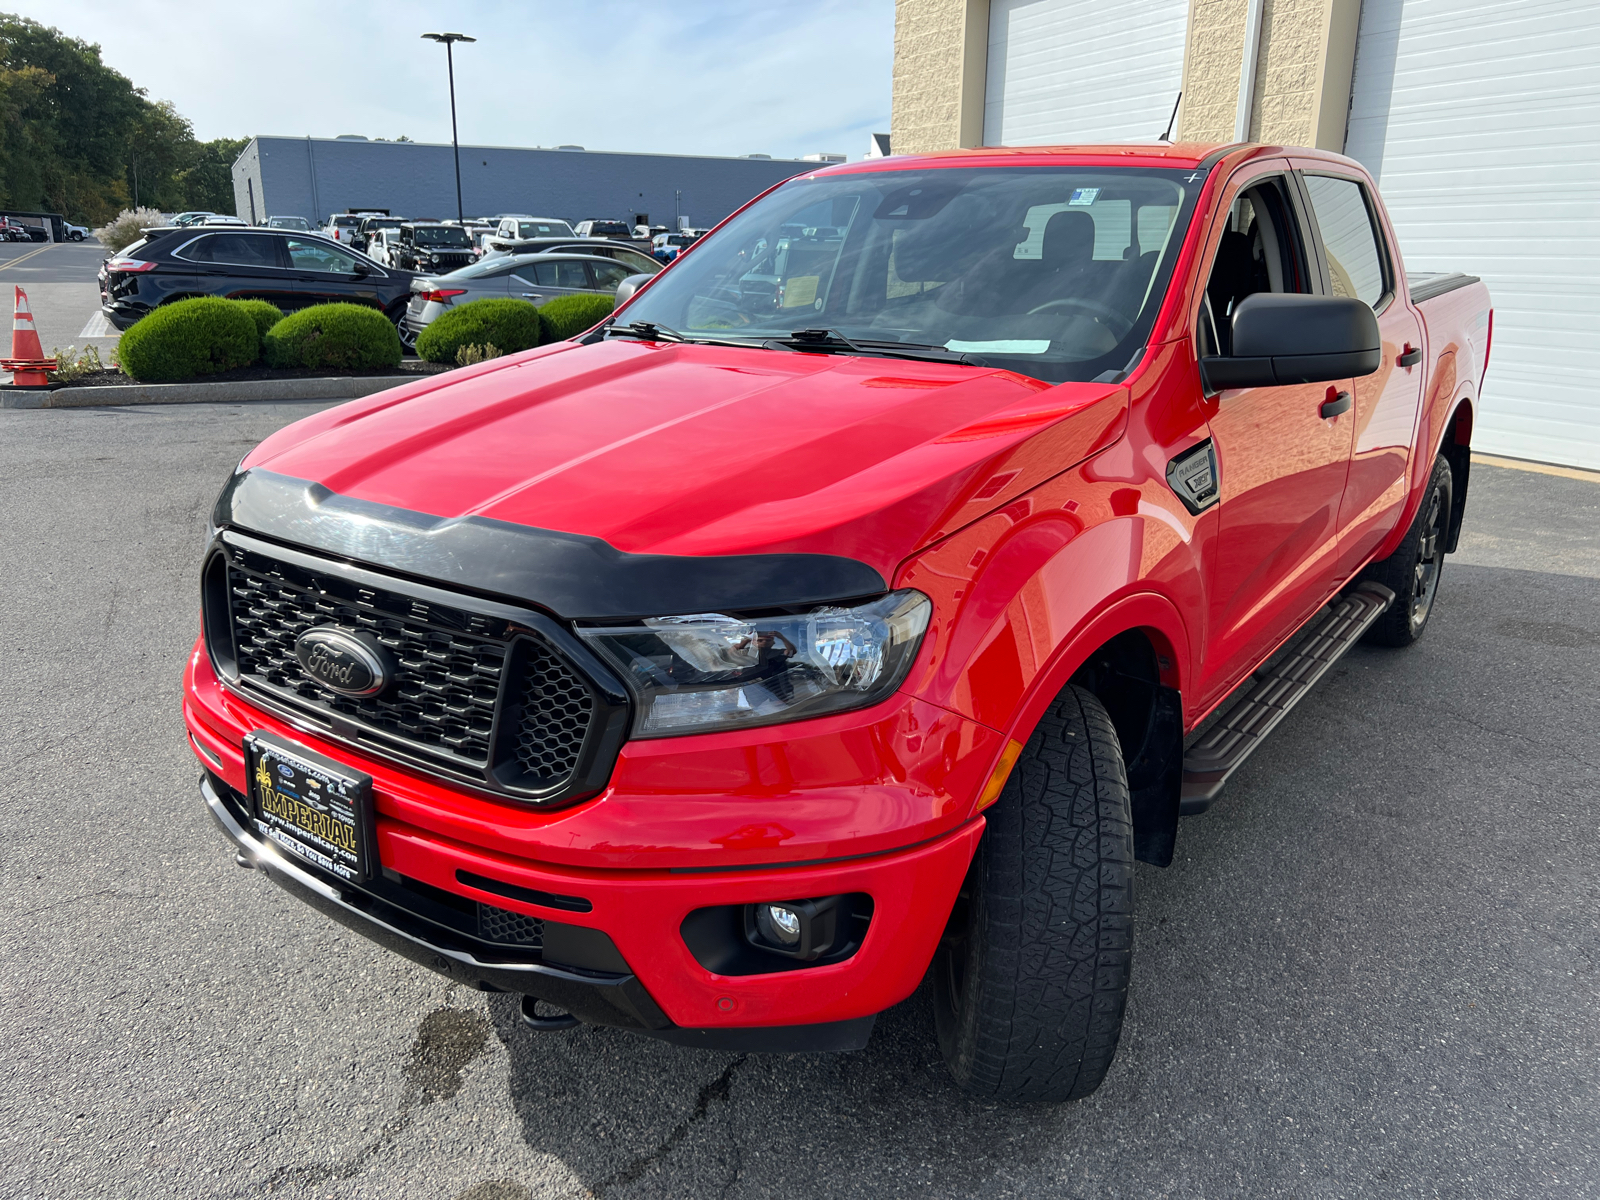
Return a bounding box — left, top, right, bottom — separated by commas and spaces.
177, 232, 294, 308
515, 259, 590, 306
1294, 167, 1426, 576
1198, 164, 1357, 702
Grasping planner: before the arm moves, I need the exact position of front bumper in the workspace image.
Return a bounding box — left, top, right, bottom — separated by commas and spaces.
187, 644, 989, 1042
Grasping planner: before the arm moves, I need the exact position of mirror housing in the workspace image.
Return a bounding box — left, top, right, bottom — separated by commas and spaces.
613, 272, 655, 306
1201, 293, 1380, 392
350, 261, 370, 278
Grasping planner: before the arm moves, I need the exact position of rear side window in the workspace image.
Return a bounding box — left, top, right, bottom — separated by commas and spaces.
533, 261, 590, 288
180, 234, 281, 267
1302, 175, 1387, 308
589, 260, 633, 289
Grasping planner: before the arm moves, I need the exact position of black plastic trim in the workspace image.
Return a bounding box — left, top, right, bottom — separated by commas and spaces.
214, 468, 887, 620
1408, 272, 1481, 305
456, 869, 593, 914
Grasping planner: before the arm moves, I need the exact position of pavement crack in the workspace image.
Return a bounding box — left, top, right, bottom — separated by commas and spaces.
593, 1055, 748, 1198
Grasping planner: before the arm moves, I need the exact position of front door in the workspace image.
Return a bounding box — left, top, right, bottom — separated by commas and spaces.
283, 238, 385, 310
1295, 168, 1427, 576
1197, 167, 1356, 704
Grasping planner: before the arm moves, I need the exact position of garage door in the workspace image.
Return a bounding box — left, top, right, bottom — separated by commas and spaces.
984, 0, 1189, 146
1345, 0, 1600, 470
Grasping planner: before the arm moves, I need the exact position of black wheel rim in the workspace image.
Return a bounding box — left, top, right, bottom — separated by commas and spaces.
1410, 481, 1446, 629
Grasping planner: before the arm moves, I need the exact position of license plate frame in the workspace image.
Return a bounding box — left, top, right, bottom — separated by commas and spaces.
244, 730, 376, 883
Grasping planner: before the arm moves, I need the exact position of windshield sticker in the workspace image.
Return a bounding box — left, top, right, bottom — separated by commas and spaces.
1069, 188, 1101, 206
945, 339, 1051, 355
782, 276, 820, 308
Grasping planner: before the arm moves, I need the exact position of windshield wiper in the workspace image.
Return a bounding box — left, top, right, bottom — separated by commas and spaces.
606, 320, 689, 343
769, 328, 981, 365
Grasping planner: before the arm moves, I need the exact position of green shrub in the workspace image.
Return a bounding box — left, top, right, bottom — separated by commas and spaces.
415, 298, 542, 364
263, 303, 402, 371
538, 292, 616, 343
235, 299, 284, 345
118, 297, 259, 382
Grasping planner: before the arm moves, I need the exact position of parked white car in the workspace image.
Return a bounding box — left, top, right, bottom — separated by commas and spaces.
64, 222, 90, 242
366, 228, 403, 266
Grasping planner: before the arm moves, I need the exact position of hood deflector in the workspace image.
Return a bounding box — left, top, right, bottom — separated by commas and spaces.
214, 469, 888, 621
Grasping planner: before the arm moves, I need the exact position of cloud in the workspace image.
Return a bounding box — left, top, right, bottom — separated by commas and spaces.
19, 0, 893, 159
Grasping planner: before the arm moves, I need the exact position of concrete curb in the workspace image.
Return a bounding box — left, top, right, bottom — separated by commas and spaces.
1, 374, 421, 410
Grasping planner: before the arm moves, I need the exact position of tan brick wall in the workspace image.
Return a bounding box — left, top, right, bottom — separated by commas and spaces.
892, 0, 988, 154
1177, 0, 1251, 143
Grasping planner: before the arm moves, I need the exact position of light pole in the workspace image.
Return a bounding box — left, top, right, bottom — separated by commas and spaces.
421, 32, 475, 224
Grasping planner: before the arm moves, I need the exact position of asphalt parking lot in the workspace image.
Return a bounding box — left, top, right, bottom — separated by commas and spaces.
1, 400, 1595, 1199
0, 240, 119, 372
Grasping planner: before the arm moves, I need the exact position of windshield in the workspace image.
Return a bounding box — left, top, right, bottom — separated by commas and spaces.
413, 226, 471, 246
619, 166, 1201, 383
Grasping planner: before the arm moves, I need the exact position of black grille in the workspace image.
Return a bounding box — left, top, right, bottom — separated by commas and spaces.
477, 902, 544, 948
216, 542, 612, 796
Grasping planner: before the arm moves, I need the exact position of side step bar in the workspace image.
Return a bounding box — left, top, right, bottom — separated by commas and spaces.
1180, 582, 1396, 815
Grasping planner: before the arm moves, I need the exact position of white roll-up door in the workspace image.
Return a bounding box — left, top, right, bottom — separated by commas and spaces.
984, 0, 1189, 147
1345, 0, 1600, 470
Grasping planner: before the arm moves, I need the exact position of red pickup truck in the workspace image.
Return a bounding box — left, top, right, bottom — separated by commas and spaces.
187, 142, 1491, 1103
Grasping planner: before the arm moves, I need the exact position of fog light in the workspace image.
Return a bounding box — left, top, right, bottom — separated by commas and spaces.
744, 895, 844, 961
756, 904, 801, 946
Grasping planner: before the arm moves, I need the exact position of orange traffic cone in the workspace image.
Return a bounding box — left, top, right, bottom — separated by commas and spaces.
2, 285, 57, 387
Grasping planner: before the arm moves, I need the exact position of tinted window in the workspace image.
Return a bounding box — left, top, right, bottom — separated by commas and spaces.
533, 260, 591, 288
412, 226, 472, 246
285, 239, 362, 274
181, 234, 280, 267
589, 260, 633, 289
1302, 175, 1386, 308
518, 220, 573, 237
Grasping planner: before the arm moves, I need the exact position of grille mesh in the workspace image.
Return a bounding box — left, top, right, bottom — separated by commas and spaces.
222, 546, 597, 784
512, 643, 595, 781
477, 902, 544, 948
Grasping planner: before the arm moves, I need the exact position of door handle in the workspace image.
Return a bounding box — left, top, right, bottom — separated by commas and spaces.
1320, 388, 1352, 419
1397, 343, 1422, 368
520, 292, 543, 300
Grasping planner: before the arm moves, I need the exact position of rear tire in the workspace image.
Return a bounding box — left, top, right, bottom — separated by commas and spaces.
1360, 454, 1453, 647
932, 685, 1134, 1103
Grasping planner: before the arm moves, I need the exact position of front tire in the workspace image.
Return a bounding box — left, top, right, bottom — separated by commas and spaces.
1360, 454, 1453, 647
932, 685, 1134, 1103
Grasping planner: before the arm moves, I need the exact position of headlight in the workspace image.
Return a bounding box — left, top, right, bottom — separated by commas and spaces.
577, 590, 932, 737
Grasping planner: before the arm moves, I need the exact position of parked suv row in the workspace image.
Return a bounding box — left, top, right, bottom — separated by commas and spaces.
98, 227, 413, 330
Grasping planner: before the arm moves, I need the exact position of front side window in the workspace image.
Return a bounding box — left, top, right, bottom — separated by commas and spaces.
1302, 175, 1387, 308
1197, 177, 1310, 358
589, 260, 634, 290
179, 234, 281, 268
618, 166, 1201, 383
285, 239, 362, 274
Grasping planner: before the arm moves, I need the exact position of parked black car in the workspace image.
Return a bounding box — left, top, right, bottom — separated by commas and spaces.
390, 223, 475, 273
98, 227, 415, 331
352, 215, 404, 253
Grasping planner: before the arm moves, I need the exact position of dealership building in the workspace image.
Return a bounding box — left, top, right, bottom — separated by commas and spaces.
893, 0, 1598, 469
231, 136, 822, 238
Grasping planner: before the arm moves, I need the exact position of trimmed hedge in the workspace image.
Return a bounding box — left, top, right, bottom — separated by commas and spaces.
118, 297, 259, 382
264, 303, 402, 371
235, 299, 284, 344
416, 298, 543, 365
538, 292, 616, 343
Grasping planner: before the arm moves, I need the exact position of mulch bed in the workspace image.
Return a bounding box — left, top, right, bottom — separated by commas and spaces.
48, 360, 453, 389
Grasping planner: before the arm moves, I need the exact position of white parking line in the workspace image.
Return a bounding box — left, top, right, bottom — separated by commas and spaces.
78, 312, 115, 338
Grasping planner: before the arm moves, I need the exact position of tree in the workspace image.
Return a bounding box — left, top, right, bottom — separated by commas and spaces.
177, 137, 246, 215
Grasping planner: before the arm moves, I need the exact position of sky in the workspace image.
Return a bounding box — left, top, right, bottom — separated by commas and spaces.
20, 0, 894, 160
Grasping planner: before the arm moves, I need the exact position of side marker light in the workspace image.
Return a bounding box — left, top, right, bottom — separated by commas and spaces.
976, 739, 1025, 811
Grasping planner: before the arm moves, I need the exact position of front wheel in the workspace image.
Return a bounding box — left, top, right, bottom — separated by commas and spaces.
1360, 454, 1453, 647
932, 684, 1134, 1103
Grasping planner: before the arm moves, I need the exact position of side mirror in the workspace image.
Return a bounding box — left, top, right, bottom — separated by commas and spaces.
351, 261, 370, 278
613, 273, 655, 306
1201, 293, 1380, 392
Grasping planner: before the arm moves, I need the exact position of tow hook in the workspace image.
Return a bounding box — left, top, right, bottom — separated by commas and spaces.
233, 852, 256, 870
520, 995, 580, 1032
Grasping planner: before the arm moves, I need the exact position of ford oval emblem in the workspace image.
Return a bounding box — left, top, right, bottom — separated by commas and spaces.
293, 627, 394, 698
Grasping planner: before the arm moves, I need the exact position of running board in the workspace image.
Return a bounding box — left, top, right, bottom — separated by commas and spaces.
1180, 582, 1396, 815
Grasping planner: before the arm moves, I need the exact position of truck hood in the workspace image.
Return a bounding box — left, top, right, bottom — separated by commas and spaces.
230, 340, 1125, 617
